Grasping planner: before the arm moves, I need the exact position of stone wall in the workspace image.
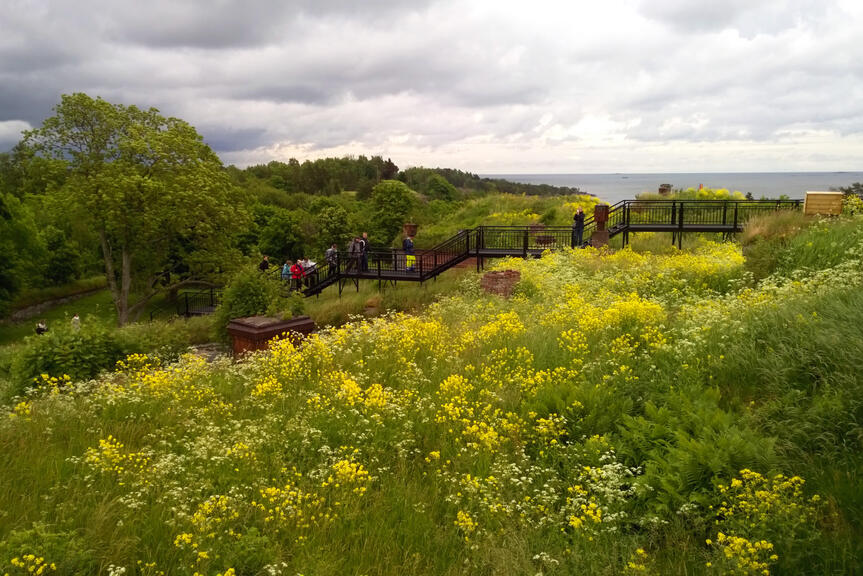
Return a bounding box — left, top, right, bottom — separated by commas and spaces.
480, 270, 521, 297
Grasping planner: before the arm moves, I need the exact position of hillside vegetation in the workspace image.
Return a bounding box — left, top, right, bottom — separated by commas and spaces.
2, 214, 862, 575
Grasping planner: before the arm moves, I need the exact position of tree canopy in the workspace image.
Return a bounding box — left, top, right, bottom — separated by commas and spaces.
371, 180, 416, 245
23, 93, 244, 325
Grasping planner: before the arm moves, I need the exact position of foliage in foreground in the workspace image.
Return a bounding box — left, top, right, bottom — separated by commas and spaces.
2, 217, 863, 575
2, 316, 214, 402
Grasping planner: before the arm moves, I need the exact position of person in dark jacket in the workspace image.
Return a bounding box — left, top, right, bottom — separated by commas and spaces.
360, 232, 370, 271
572, 207, 585, 247
325, 244, 338, 276
347, 237, 361, 272
259, 255, 270, 271
402, 234, 415, 271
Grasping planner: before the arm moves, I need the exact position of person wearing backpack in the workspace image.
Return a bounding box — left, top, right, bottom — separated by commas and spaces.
402, 234, 415, 271
281, 260, 291, 283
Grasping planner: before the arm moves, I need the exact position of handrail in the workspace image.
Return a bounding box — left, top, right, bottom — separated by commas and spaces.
301, 199, 803, 295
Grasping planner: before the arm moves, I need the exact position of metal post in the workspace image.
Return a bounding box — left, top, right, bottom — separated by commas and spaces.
678, 203, 684, 249
733, 203, 739, 232
523, 228, 529, 258
476, 227, 483, 272
722, 203, 727, 227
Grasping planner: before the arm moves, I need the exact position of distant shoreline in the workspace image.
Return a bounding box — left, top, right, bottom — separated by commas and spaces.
483, 171, 863, 204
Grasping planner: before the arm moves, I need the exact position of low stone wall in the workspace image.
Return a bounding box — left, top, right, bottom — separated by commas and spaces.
480, 270, 521, 298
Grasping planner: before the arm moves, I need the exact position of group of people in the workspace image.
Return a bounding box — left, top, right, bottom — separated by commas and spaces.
257, 231, 374, 292
346, 232, 370, 272
34, 313, 80, 335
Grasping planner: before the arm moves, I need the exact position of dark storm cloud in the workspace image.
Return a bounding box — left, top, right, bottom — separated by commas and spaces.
91, 0, 438, 49
200, 126, 270, 154
1, 0, 861, 169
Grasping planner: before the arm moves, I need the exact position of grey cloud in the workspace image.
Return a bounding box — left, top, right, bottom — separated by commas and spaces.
638, 0, 829, 36
91, 0, 440, 49
0, 0, 861, 169
200, 126, 270, 154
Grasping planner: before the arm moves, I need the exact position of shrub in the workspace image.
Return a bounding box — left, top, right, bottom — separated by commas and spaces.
4, 315, 217, 399
213, 267, 291, 337
9, 323, 121, 395
843, 194, 863, 215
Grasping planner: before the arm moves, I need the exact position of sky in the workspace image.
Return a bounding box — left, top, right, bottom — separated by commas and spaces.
1, 0, 862, 173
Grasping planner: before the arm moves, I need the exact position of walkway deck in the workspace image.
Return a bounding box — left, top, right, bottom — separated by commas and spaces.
303, 199, 802, 296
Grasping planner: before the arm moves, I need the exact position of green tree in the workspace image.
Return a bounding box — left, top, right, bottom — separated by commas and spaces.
371, 180, 415, 245
40, 225, 81, 285
836, 182, 863, 197
257, 206, 305, 260
426, 173, 458, 201
0, 193, 44, 314
315, 205, 350, 249
23, 93, 244, 325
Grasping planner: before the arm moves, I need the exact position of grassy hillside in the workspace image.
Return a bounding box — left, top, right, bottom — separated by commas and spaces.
1, 215, 862, 575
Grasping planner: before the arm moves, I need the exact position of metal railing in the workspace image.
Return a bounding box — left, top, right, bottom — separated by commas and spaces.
178, 287, 222, 317
301, 199, 803, 295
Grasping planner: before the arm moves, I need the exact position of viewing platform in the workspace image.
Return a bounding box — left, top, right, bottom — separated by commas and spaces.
303, 199, 803, 296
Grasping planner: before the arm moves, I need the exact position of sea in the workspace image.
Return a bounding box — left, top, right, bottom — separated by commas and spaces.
487, 172, 863, 205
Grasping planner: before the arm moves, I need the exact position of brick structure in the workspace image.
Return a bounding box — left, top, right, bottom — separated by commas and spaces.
480, 270, 521, 298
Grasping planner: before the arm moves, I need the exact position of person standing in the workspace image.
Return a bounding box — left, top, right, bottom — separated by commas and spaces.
289, 260, 305, 291
325, 244, 338, 276
259, 255, 270, 272
360, 232, 370, 272
301, 257, 317, 287
281, 260, 291, 283
402, 234, 415, 271
347, 237, 361, 272
572, 207, 585, 248
71, 314, 81, 331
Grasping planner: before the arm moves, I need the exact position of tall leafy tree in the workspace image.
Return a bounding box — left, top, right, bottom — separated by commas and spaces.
23, 93, 244, 325
0, 193, 44, 315
426, 173, 458, 201
315, 204, 350, 248
371, 180, 415, 245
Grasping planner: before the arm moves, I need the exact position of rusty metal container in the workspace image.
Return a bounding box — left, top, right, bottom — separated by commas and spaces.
594, 204, 610, 227
226, 315, 316, 357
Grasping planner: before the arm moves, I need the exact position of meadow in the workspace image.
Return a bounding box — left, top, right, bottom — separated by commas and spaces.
1, 212, 862, 575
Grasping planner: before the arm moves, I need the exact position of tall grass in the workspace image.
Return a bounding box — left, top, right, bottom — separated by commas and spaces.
2, 215, 862, 575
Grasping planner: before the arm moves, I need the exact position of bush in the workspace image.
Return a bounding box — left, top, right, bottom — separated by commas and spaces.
842, 194, 863, 216
4, 315, 216, 400
115, 315, 215, 360
213, 267, 291, 338
9, 323, 121, 396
